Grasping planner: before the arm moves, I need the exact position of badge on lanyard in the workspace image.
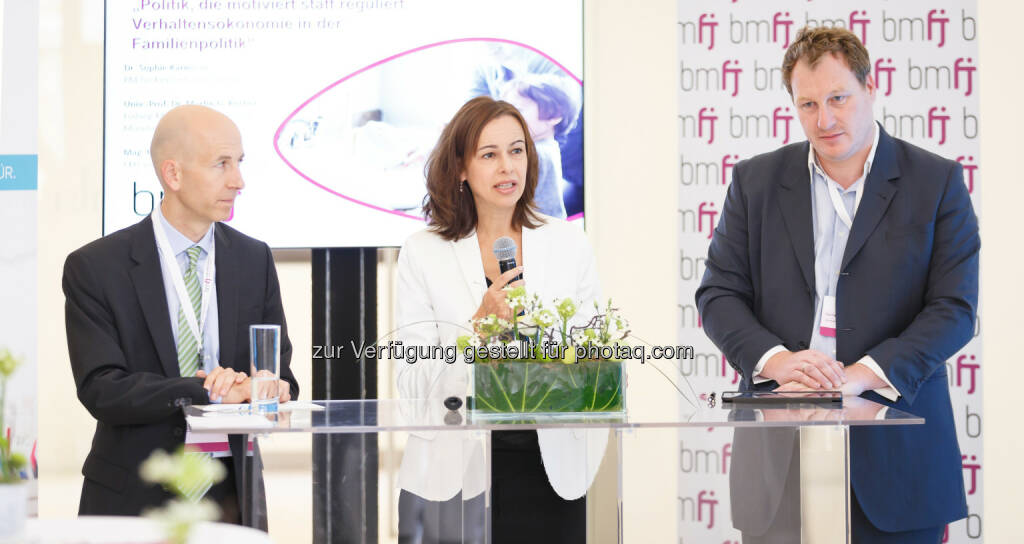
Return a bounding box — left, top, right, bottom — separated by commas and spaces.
820, 295, 837, 337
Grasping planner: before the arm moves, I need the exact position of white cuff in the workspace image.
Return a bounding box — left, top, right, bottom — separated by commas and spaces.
875, 406, 889, 420
856, 355, 901, 402
753, 345, 787, 384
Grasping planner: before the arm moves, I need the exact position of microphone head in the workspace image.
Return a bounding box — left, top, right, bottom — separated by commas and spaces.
493, 236, 517, 261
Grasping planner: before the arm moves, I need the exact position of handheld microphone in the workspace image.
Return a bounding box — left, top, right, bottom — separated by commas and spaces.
492, 236, 523, 283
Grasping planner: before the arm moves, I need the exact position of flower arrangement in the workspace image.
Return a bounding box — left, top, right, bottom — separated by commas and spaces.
458, 288, 629, 416
139, 447, 226, 544
0, 348, 26, 484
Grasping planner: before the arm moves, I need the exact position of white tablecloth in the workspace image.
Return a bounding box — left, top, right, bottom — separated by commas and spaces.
20, 516, 273, 543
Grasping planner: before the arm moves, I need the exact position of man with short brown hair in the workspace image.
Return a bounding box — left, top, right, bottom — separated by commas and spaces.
697, 26, 976, 542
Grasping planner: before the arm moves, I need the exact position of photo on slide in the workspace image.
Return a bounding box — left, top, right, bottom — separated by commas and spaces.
274, 39, 583, 221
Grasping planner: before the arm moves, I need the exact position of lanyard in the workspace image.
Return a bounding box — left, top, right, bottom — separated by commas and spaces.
824, 175, 864, 230
152, 206, 215, 352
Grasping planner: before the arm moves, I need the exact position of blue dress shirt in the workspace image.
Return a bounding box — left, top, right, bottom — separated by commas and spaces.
155, 210, 221, 375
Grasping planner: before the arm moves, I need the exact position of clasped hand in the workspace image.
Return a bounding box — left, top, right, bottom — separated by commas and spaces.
766, 350, 886, 396
197, 367, 292, 404
763, 349, 846, 391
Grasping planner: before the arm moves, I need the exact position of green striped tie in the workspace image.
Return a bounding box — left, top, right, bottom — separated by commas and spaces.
177, 246, 216, 502
177, 246, 203, 378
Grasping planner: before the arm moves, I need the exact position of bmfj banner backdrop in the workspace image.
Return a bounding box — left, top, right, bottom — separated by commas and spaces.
103, 0, 584, 247
677, 0, 981, 542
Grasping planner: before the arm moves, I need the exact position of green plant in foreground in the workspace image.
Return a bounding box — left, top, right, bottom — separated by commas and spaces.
0, 348, 26, 484
140, 446, 227, 544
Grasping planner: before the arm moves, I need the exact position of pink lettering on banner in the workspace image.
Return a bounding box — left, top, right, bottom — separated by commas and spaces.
722, 154, 739, 185
773, 107, 793, 145
722, 60, 741, 97
697, 490, 718, 529
698, 202, 719, 240
954, 57, 977, 97
928, 107, 950, 145
961, 454, 980, 495
928, 9, 949, 47
699, 107, 718, 144
849, 10, 871, 44
956, 354, 978, 394
699, 13, 718, 50
874, 58, 896, 97
955, 156, 978, 193
677, 4, 981, 543
773, 12, 793, 48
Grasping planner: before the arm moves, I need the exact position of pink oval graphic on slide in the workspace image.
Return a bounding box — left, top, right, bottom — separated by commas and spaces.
273, 37, 583, 221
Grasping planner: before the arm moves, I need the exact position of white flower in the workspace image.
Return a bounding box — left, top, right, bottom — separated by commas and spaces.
139, 447, 226, 498
139, 450, 179, 483
530, 309, 556, 329
517, 323, 540, 339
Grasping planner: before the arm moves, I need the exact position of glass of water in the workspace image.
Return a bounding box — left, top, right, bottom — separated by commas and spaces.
249, 324, 280, 414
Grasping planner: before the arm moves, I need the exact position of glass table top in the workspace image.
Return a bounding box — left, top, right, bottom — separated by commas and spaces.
184, 395, 923, 434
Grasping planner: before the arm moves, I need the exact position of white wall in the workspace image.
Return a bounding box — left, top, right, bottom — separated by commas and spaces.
34, 0, 1022, 542
977, 0, 1024, 540
584, 2, 678, 541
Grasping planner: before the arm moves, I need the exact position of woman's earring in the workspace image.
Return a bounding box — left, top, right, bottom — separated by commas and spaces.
459, 180, 466, 193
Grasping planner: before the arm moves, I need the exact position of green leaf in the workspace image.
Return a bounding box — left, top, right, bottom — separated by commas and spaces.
7, 453, 26, 470
473, 361, 623, 414
0, 348, 22, 378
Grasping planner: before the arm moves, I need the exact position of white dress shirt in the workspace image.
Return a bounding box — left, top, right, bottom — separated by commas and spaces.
752, 124, 900, 401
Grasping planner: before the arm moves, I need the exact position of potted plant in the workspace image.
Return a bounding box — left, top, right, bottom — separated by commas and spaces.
0, 347, 28, 541
459, 288, 629, 417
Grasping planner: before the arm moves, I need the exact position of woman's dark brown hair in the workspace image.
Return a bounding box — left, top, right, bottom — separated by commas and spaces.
422, 96, 543, 241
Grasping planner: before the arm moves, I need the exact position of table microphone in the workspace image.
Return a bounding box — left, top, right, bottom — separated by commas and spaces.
493, 236, 523, 283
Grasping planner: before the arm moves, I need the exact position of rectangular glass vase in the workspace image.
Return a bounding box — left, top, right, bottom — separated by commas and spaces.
470, 360, 624, 417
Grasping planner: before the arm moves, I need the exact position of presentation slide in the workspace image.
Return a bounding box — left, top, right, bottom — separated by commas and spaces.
104, 0, 583, 247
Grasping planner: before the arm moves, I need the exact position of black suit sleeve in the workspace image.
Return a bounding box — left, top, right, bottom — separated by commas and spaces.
63, 250, 210, 426
261, 244, 299, 400
695, 166, 785, 382
865, 163, 979, 404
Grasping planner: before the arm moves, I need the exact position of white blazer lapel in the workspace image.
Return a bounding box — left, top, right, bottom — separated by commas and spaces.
452, 232, 487, 306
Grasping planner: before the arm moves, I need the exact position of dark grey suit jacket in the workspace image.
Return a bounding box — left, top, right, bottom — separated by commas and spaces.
63, 216, 298, 520
697, 127, 976, 531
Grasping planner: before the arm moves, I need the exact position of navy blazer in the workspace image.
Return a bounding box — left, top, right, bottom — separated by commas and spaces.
696, 127, 977, 531
63, 216, 299, 520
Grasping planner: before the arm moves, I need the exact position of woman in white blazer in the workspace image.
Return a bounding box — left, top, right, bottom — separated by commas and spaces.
395, 97, 607, 543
